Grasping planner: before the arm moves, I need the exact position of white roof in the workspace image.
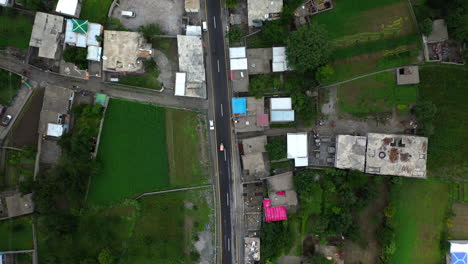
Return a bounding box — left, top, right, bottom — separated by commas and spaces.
0, 0, 8, 5
272, 47, 289, 72
87, 23, 103, 46
47, 123, 64, 137
451, 242, 468, 253
175, 72, 186, 96
287, 132, 308, 160
230, 58, 248, 70
56, 0, 78, 16
270, 110, 294, 122
294, 157, 308, 167
186, 25, 202, 36
270, 97, 292, 110
87, 46, 102, 61
229, 47, 246, 59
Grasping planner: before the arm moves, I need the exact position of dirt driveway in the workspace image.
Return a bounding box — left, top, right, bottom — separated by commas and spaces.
111, 0, 184, 35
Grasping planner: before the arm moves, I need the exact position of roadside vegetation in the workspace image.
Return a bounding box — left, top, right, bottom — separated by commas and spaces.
0, 69, 22, 105
118, 60, 162, 90
0, 8, 33, 51
63, 46, 88, 70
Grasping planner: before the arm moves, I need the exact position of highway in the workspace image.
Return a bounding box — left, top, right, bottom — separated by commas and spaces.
205, 0, 234, 263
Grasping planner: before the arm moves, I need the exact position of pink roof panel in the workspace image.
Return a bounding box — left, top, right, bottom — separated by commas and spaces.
263, 199, 287, 222
257, 114, 269, 126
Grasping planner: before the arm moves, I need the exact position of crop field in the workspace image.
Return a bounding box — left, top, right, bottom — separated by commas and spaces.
0, 216, 33, 250
0, 9, 33, 51
338, 71, 418, 116
88, 99, 169, 204
314, 0, 420, 83
417, 67, 468, 178
388, 179, 450, 264
449, 203, 468, 240
122, 189, 212, 264
166, 108, 208, 186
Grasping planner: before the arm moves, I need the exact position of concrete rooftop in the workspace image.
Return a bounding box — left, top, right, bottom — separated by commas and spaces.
5, 193, 33, 218
29, 12, 64, 59
103, 31, 152, 72
177, 35, 206, 98
242, 152, 269, 178
366, 133, 428, 178
396, 66, 420, 85
247, 48, 272, 75
335, 135, 366, 172
242, 136, 267, 154
234, 97, 265, 133
247, 0, 283, 26
426, 19, 449, 43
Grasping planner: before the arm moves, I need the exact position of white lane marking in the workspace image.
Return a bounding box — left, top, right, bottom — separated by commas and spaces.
227, 237, 231, 252
213, 16, 216, 29
220, 104, 224, 117
217, 59, 220, 72
224, 150, 227, 161
227, 193, 230, 206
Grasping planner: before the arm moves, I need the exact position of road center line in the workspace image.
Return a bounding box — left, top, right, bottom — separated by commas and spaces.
220, 104, 224, 116
217, 59, 220, 72
213, 16, 216, 29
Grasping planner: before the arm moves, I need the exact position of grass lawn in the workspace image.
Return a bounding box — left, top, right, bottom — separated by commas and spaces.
0, 216, 33, 250
417, 67, 468, 179
38, 204, 136, 262
122, 189, 212, 264
4, 148, 35, 188
118, 69, 162, 90
338, 71, 418, 116
0, 69, 22, 106
0, 9, 33, 51
80, 0, 114, 24
166, 109, 208, 186
388, 179, 450, 264
89, 99, 169, 204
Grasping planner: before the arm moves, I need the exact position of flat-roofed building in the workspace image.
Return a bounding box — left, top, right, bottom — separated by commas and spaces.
396, 66, 420, 85
55, 0, 81, 17
176, 35, 206, 98
270, 97, 294, 123
335, 135, 366, 172
29, 12, 64, 60
272, 47, 289, 72
102, 31, 152, 73
185, 0, 200, 12
247, 0, 283, 27
365, 133, 428, 178
287, 133, 308, 167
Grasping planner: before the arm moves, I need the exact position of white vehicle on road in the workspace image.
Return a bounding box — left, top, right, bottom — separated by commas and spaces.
209, 120, 214, 130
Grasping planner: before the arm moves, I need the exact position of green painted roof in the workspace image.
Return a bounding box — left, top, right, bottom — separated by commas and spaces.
95, 93, 107, 106
72, 19, 88, 34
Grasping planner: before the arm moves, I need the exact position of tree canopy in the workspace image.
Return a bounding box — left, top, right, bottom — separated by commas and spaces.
286, 23, 333, 73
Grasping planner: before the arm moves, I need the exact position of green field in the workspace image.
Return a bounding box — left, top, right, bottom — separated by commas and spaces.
314, 0, 420, 83
89, 99, 208, 204
0, 9, 33, 51
122, 189, 212, 264
417, 67, 468, 178
166, 108, 208, 186
89, 99, 169, 204
80, 0, 114, 24
388, 179, 450, 264
118, 70, 162, 90
338, 71, 418, 116
0, 68, 22, 106
0, 216, 33, 250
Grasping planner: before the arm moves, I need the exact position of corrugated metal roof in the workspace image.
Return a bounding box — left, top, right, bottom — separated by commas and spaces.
263, 199, 287, 222
87, 46, 102, 61
270, 97, 291, 110
230, 58, 248, 70
272, 47, 289, 72
232, 98, 247, 115
229, 47, 246, 58
287, 133, 308, 159
186, 25, 202, 36
270, 110, 294, 122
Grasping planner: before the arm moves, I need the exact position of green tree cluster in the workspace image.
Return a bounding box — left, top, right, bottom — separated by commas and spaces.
413, 100, 437, 136
139, 24, 163, 40
286, 23, 334, 73
249, 74, 282, 98
227, 26, 244, 45
260, 221, 293, 263
265, 136, 287, 161
63, 46, 88, 70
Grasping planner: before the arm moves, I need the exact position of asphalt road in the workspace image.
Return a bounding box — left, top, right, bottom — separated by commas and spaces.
204, 1, 234, 263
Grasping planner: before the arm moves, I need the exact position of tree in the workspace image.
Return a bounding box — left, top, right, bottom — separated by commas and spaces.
413, 100, 437, 136
419, 18, 433, 36
225, 0, 237, 8
447, 7, 468, 42
63, 46, 88, 70
286, 23, 334, 73
315, 64, 334, 84
226, 26, 243, 45
265, 137, 287, 161
261, 20, 288, 46
249, 74, 282, 98
139, 24, 163, 40
260, 222, 293, 263
98, 248, 115, 264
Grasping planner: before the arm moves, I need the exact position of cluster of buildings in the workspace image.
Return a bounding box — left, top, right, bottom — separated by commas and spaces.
423, 19, 465, 64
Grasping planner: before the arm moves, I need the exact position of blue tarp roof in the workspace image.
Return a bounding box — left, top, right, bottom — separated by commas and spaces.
270, 110, 295, 122
232, 98, 247, 116
452, 253, 467, 264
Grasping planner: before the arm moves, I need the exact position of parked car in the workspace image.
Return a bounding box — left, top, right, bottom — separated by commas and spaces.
121, 11, 136, 17
202, 21, 208, 32
2, 115, 12, 126
209, 120, 214, 130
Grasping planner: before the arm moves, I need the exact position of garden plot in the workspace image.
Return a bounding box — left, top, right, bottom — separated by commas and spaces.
0, 216, 33, 251
338, 71, 417, 117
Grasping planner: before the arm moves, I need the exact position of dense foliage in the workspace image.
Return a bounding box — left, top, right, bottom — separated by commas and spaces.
294, 169, 379, 239
249, 74, 282, 98
63, 46, 88, 70
139, 24, 163, 40
265, 136, 287, 161
413, 100, 437, 136
286, 24, 334, 73
227, 26, 244, 45
260, 221, 293, 263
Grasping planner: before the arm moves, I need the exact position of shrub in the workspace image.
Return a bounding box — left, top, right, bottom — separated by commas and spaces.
265, 137, 287, 161
420, 18, 433, 36
63, 46, 88, 70
139, 24, 163, 40
227, 26, 243, 45
315, 64, 335, 84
